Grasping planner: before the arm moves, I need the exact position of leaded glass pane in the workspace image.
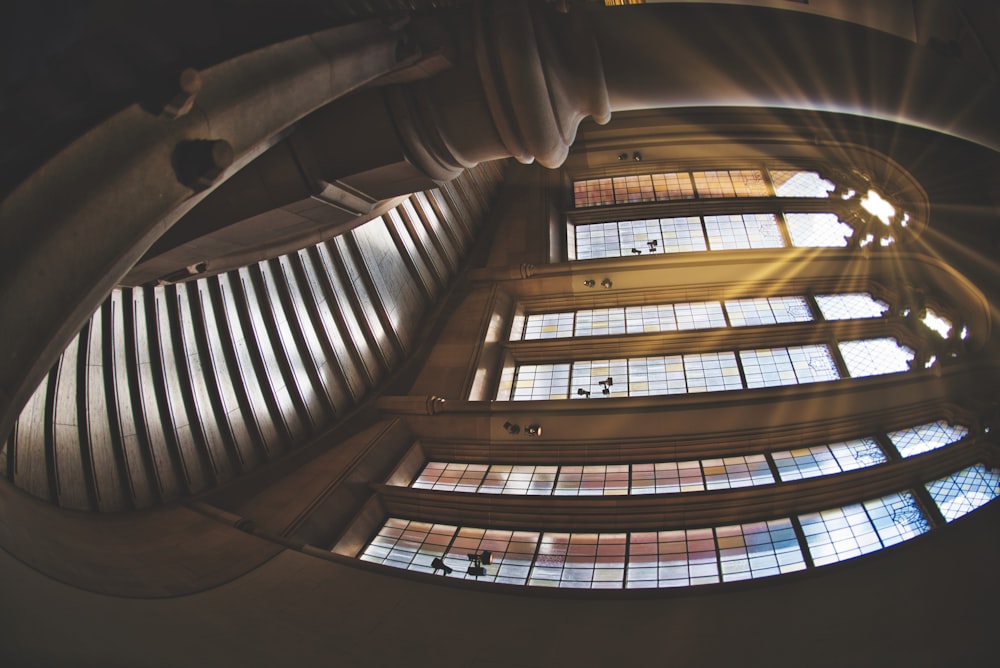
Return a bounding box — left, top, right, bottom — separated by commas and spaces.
630, 461, 705, 494
613, 174, 656, 204
574, 174, 697, 207
693, 169, 768, 198
683, 352, 743, 393
523, 312, 574, 340
724, 296, 813, 326
798, 503, 881, 566
772, 438, 885, 481
815, 293, 889, 320
479, 465, 559, 495
651, 172, 696, 200
627, 355, 686, 397
839, 338, 914, 378
511, 363, 571, 400
716, 519, 806, 581
693, 170, 737, 198
673, 301, 728, 330
704, 213, 785, 250
571, 359, 628, 398
619, 218, 663, 256
360, 519, 458, 574
553, 465, 629, 496
573, 177, 615, 208
926, 465, 1000, 522
799, 491, 928, 566
740, 345, 839, 388
729, 169, 770, 197
785, 213, 852, 247
660, 216, 707, 253
703, 455, 774, 489
413, 462, 489, 492
863, 491, 929, 547
888, 421, 968, 458
625, 304, 679, 334
529, 532, 627, 589
576, 307, 627, 337
626, 529, 720, 588
770, 170, 835, 197
575, 222, 620, 259
450, 527, 541, 584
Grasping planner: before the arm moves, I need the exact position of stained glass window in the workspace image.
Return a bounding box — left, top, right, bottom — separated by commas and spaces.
703, 455, 774, 489
799, 491, 929, 566
479, 464, 559, 495
925, 465, 1000, 522
704, 214, 785, 250
553, 465, 630, 496
626, 528, 719, 588
888, 421, 968, 458
772, 439, 886, 481
413, 462, 489, 492
784, 213, 852, 247
359, 519, 458, 574
716, 519, 806, 581
838, 339, 914, 377
815, 293, 889, 321
508, 338, 914, 401
770, 170, 835, 197
529, 532, 628, 589
740, 345, 840, 388
573, 212, 860, 259
360, 494, 937, 589
574, 168, 845, 207
449, 527, 541, 584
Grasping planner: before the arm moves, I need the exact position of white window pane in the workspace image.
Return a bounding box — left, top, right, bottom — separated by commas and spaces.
839, 339, 913, 378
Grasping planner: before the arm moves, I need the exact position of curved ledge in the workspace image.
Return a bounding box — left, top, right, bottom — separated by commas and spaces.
373, 439, 980, 531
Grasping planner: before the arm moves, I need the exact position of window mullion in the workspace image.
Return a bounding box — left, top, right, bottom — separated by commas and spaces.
776, 210, 795, 248
911, 484, 948, 528
711, 527, 724, 584
874, 432, 903, 462
764, 452, 782, 483
527, 530, 546, 584
761, 165, 778, 197
733, 347, 750, 389
623, 531, 632, 589
827, 338, 851, 378
789, 516, 816, 569
804, 292, 825, 322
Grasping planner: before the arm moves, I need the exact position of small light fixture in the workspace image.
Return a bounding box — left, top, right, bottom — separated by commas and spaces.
631, 248, 642, 255
601, 278, 613, 289
618, 152, 628, 161
647, 240, 658, 252
583, 279, 596, 288
526, 424, 543, 437
633, 151, 642, 161
467, 551, 493, 577
577, 388, 591, 398
431, 557, 453, 575
599, 377, 613, 396
503, 421, 521, 435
